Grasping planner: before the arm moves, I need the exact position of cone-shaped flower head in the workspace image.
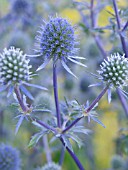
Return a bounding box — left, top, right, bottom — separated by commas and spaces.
37, 162, 61, 170
0, 144, 21, 170
37, 17, 75, 60
0, 46, 31, 85
0, 46, 47, 100
98, 53, 128, 88
35, 17, 86, 77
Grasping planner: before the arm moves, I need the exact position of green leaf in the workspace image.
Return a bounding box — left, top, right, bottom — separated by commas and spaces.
28, 131, 49, 148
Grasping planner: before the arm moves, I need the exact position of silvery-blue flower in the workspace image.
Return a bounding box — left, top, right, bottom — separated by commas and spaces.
98, 53, 128, 88
90, 53, 128, 102
0, 47, 47, 99
0, 144, 21, 170
34, 17, 86, 77
36, 162, 61, 170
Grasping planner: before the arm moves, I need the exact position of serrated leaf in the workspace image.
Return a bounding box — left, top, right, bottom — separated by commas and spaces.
28, 131, 48, 148
62, 135, 73, 152
91, 116, 106, 128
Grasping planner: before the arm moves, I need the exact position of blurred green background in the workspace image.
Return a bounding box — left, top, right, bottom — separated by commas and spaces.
0, 0, 128, 170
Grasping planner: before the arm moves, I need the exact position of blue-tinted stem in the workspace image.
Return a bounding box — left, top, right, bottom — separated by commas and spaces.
14, 86, 56, 133
14, 86, 29, 112
53, 63, 61, 128
90, 0, 107, 59
43, 135, 52, 163
60, 138, 85, 170
63, 86, 109, 133
59, 146, 65, 165
90, 0, 95, 27
112, 0, 128, 58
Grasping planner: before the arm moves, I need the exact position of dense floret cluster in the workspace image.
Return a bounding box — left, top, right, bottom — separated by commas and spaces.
98, 53, 128, 87
0, 46, 31, 85
36, 17, 76, 61
0, 144, 21, 170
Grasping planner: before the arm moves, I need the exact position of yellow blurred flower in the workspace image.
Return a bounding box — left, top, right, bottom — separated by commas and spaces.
98, 6, 114, 27
60, 8, 81, 24
94, 111, 118, 169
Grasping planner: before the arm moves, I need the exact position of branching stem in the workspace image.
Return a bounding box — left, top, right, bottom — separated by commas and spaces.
63, 85, 109, 133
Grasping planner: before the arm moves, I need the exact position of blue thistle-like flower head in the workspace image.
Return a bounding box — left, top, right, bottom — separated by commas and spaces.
0, 46, 31, 85
37, 17, 75, 60
0, 46, 47, 100
98, 53, 128, 88
90, 53, 128, 103
36, 162, 61, 170
35, 17, 86, 77
0, 144, 21, 170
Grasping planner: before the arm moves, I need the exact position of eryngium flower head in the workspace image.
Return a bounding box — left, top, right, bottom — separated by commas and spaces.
35, 17, 86, 77
98, 53, 128, 88
0, 144, 21, 170
36, 17, 75, 60
37, 162, 61, 170
0, 46, 31, 85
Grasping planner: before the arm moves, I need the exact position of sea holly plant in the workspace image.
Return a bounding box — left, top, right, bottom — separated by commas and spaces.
0, 2, 128, 170
89, 53, 128, 103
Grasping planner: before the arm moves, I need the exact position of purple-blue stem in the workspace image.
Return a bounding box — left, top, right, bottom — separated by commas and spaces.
63, 85, 109, 133
90, 0, 107, 59
14, 86, 57, 133
112, 0, 128, 58
60, 138, 85, 170
43, 135, 52, 163
53, 63, 85, 169
53, 63, 61, 128
59, 146, 65, 166
15, 85, 85, 169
